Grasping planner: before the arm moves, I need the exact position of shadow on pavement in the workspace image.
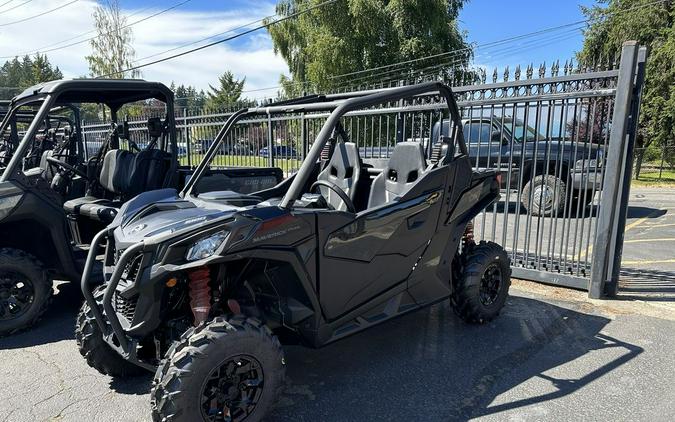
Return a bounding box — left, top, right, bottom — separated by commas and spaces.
626, 206, 667, 219
110, 374, 153, 395
267, 296, 642, 421
619, 267, 675, 302
0, 281, 82, 349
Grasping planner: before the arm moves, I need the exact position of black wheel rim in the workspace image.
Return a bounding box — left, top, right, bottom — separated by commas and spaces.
201, 354, 265, 422
0, 271, 35, 321
479, 263, 502, 307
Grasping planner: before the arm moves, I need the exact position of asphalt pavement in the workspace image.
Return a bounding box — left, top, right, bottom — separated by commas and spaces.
0, 188, 674, 422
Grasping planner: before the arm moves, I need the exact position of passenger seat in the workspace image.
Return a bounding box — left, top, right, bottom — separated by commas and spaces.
63, 147, 169, 223
367, 142, 428, 208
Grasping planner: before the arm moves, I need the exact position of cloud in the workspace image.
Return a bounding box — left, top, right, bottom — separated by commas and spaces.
0, 0, 289, 98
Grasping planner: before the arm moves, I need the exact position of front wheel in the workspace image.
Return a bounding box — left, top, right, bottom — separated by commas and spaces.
522, 174, 567, 217
451, 241, 511, 324
151, 316, 286, 422
75, 286, 146, 377
0, 248, 52, 336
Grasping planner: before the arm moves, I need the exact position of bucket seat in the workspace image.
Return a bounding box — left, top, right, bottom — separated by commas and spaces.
316, 141, 362, 211
367, 142, 429, 208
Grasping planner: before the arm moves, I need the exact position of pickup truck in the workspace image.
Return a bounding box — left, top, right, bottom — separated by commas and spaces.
434, 118, 604, 216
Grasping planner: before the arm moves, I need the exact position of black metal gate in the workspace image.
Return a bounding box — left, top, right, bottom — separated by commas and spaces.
454, 42, 646, 297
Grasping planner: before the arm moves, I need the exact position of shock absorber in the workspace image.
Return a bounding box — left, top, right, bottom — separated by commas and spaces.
462, 221, 475, 251
188, 267, 212, 326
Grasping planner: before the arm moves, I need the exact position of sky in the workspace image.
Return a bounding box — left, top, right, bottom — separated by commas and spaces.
0, 0, 598, 100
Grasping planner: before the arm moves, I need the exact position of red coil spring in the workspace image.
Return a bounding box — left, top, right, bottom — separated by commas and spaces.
462, 221, 475, 250
188, 267, 211, 326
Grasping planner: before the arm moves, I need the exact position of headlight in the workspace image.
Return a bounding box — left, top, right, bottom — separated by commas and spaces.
185, 230, 229, 261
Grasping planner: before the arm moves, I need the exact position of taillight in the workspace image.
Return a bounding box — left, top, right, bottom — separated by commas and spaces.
496, 172, 503, 185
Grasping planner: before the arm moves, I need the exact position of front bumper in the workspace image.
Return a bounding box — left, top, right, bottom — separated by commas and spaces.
81, 229, 158, 370
570, 168, 602, 191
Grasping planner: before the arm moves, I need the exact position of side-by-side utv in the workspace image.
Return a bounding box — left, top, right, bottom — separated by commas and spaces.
0, 79, 282, 336
78, 82, 511, 422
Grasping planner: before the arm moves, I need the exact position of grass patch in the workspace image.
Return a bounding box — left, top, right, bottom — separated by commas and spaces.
632, 169, 675, 187
179, 154, 302, 170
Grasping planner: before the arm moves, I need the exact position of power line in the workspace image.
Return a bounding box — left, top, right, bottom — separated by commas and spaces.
1, 3, 160, 58
133, 11, 279, 64
98, 0, 339, 78
0, 0, 76, 27
0, 0, 192, 59
0, 0, 33, 15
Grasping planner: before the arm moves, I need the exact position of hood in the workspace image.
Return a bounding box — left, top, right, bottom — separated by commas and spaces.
112, 189, 238, 246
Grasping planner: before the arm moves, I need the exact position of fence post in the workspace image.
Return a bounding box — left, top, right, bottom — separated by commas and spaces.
589, 41, 640, 299
301, 113, 307, 160
183, 108, 191, 168
605, 46, 648, 296
267, 114, 274, 167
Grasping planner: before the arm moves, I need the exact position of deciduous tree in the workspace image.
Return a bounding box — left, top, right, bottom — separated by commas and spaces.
578, 0, 675, 174
267, 0, 470, 93
86, 0, 140, 78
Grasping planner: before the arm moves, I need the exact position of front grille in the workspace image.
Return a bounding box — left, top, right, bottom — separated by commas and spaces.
121, 253, 144, 282
114, 292, 138, 322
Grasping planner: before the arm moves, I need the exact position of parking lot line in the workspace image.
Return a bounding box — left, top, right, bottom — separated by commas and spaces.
581, 207, 668, 262
623, 238, 675, 244
642, 223, 675, 228
624, 208, 667, 231
621, 258, 675, 266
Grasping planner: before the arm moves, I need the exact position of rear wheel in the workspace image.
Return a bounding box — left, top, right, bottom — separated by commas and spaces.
0, 248, 52, 336
75, 286, 145, 377
522, 174, 566, 217
151, 316, 285, 422
451, 241, 511, 324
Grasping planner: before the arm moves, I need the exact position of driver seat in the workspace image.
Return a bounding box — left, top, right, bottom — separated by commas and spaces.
316, 142, 362, 211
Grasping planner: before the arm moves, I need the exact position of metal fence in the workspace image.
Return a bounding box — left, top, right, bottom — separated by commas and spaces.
634, 145, 675, 182
81, 42, 646, 298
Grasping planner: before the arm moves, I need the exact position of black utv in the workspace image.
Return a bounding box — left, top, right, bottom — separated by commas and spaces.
78, 82, 511, 422
0, 79, 281, 336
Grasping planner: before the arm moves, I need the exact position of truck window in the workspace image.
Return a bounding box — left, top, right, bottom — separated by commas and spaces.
463, 122, 493, 144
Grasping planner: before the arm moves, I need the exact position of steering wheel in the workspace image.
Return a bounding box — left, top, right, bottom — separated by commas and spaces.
46, 156, 89, 180
310, 180, 356, 213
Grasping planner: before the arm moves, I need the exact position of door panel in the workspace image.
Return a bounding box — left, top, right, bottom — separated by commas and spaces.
318, 190, 443, 320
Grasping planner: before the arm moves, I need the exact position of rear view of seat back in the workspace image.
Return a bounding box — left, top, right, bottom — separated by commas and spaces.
98, 149, 169, 198
317, 142, 362, 211
368, 142, 428, 208
127, 148, 170, 196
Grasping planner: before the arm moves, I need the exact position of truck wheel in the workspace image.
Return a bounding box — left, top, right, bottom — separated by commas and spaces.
75, 286, 145, 377
451, 241, 511, 324
151, 316, 285, 422
522, 175, 566, 217
0, 248, 52, 337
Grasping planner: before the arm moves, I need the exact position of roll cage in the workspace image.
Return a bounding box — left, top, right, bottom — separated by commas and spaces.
0, 79, 177, 183
182, 81, 467, 207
